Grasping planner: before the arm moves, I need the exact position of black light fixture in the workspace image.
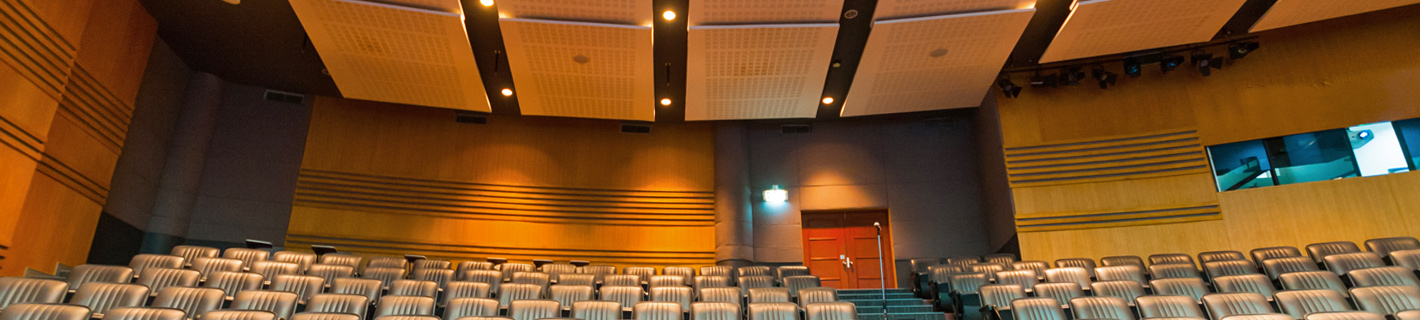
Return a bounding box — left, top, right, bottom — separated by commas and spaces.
1030, 72, 1060, 88
1160, 54, 1185, 74
1060, 67, 1086, 86
1192, 50, 1223, 76
1123, 58, 1143, 78
1092, 65, 1118, 89
1228, 41, 1260, 60
997, 75, 1022, 98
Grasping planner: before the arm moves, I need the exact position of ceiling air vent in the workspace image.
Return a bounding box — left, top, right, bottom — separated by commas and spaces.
781, 124, 812, 134
263, 90, 305, 104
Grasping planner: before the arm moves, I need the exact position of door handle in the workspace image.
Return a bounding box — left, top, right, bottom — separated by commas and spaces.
842, 256, 853, 269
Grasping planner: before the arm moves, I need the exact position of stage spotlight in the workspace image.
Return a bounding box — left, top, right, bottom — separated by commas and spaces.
997, 75, 1022, 98
1123, 58, 1143, 78
1060, 67, 1086, 86
1030, 72, 1060, 88
1092, 65, 1117, 89
1160, 54, 1185, 74
1192, 50, 1223, 76
1229, 41, 1260, 60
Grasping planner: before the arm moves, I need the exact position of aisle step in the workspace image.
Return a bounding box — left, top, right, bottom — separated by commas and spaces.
846, 298, 930, 307
839, 288, 913, 295
858, 312, 948, 320
841, 292, 917, 300
855, 305, 936, 314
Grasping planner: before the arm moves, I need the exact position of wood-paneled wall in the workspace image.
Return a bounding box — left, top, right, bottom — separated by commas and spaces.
290, 97, 717, 267
998, 6, 1420, 263
0, 0, 155, 275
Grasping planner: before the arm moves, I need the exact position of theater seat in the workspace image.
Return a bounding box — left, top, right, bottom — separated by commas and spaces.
1274, 289, 1350, 319
1322, 253, 1384, 276
694, 276, 730, 294
980, 285, 1026, 320
738, 266, 772, 278
775, 267, 810, 282
542, 264, 577, 284
501, 263, 535, 283
269, 274, 324, 304
747, 302, 799, 320
1011, 298, 1068, 320
0, 304, 91, 320
782, 276, 821, 299
600, 286, 644, 311
1365, 237, 1420, 260
412, 269, 454, 290
649, 276, 685, 289
458, 316, 514, 320
288, 313, 357, 320
1068, 296, 1133, 320
1200, 251, 1249, 264
1096, 266, 1148, 287
1396, 311, 1420, 320
926, 266, 962, 305
701, 266, 734, 286
271, 251, 317, 273
0, 277, 69, 309
374, 296, 436, 318
551, 286, 594, 311
499, 284, 546, 308
739, 276, 774, 297
1090, 281, 1145, 305
458, 262, 495, 276
1055, 259, 1098, 279
445, 282, 492, 306
128, 254, 185, 279
136, 268, 199, 297
223, 248, 271, 272
463, 270, 505, 295
1150, 278, 1209, 302
968, 264, 1007, 282
1101, 256, 1145, 268
1136, 295, 1206, 319
151, 287, 224, 320
664, 268, 696, 286
747, 288, 790, 304
948, 257, 980, 269
389, 280, 438, 298
368, 257, 408, 270
798, 287, 838, 309
231, 290, 299, 320
191, 258, 243, 282
1033, 283, 1083, 307
1392, 250, 1420, 272
305, 294, 370, 320
633, 302, 681, 320
1350, 286, 1420, 318
102, 307, 185, 320
66, 265, 134, 292
508, 300, 560, 320
995, 270, 1038, 293
580, 265, 617, 285
1217, 315, 1293, 320
1262, 257, 1320, 280
557, 274, 595, 287
512, 272, 551, 295
1201, 293, 1277, 320
171, 246, 220, 267
374, 315, 437, 320
1045, 267, 1091, 289
1205, 260, 1260, 279
1213, 275, 1275, 297
1302, 312, 1385, 320
650, 286, 691, 312
699, 288, 741, 309
205, 271, 263, 300
1278, 271, 1348, 297
603, 275, 640, 288
305, 264, 354, 287
624, 268, 656, 284
329, 278, 383, 305
804, 302, 856, 320
201, 310, 276, 320
1016, 261, 1050, 281
572, 301, 622, 320
446, 298, 500, 320
1151, 254, 1198, 269
70, 283, 149, 316
413, 259, 452, 274
691, 302, 739, 320
252, 261, 301, 285
363, 268, 406, 290
1150, 264, 1202, 280
318, 255, 363, 273
1348, 266, 1420, 288
985, 254, 1018, 267
1250, 247, 1304, 266
1307, 242, 1362, 265
949, 273, 989, 314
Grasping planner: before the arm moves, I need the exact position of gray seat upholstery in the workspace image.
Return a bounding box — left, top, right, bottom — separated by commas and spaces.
649, 286, 692, 312
1218, 315, 1293, 320
804, 302, 857, 320
1011, 298, 1068, 320
457, 317, 514, 320
738, 266, 772, 278
604, 275, 641, 288
304, 264, 354, 287
231, 290, 299, 320
411, 269, 454, 290
747, 288, 790, 304
1274, 289, 1351, 319
1262, 257, 1320, 280
541, 264, 577, 284
1200, 251, 1249, 264
947, 257, 980, 269
624, 267, 656, 284
1350, 286, 1420, 317
1397, 311, 1420, 320
1096, 266, 1148, 286
201, 310, 276, 320
556, 274, 595, 287
1392, 250, 1420, 272
1306, 242, 1362, 264
1365, 237, 1420, 259
368, 257, 408, 270
66, 265, 134, 292
101, 307, 185, 320
632, 301, 681, 320
968, 264, 1007, 281
985, 254, 1018, 266
508, 300, 560, 320
374, 296, 436, 318
70, 283, 149, 316
1033, 283, 1083, 307
693, 276, 730, 294
462, 270, 504, 295
0, 277, 69, 309
747, 302, 799, 320
1151, 254, 1198, 268
550, 285, 594, 311
996, 270, 1038, 292
305, 294, 370, 320
1090, 281, 1145, 305
1068, 296, 1134, 320
797, 287, 838, 309
699, 288, 741, 309
151, 287, 224, 320
445, 298, 499, 320
136, 268, 199, 297
579, 265, 617, 285
1213, 274, 1276, 297
1101, 256, 1145, 267
1200, 293, 1275, 320
1205, 260, 1260, 279
1015, 262, 1050, 280
204, 271, 263, 299
1150, 278, 1209, 302
701, 266, 735, 286
601, 286, 644, 311
1250, 247, 1304, 265
269, 275, 325, 304
1055, 259, 1098, 278
412, 259, 452, 274
128, 255, 185, 279
252, 261, 302, 285
499, 284, 545, 308
774, 267, 810, 281
663, 268, 696, 286
271, 251, 317, 273
388, 280, 438, 298
1348, 266, 1419, 287
1302, 312, 1385, 320
317, 254, 363, 272
782, 276, 821, 298
572, 301, 623, 320
457, 262, 494, 277
1136, 295, 1207, 319
1279, 271, 1349, 297
927, 266, 964, 296
1045, 267, 1091, 289
500, 263, 535, 283
980, 284, 1026, 313
171, 246, 220, 267
1322, 253, 1384, 276
512, 272, 551, 296
190, 258, 243, 282
375, 315, 438, 320
738, 276, 774, 296
949, 272, 988, 295
329, 278, 383, 304
222, 248, 271, 272
691, 302, 740, 320
444, 282, 492, 306
0, 304, 91, 320
288, 313, 358, 320
1150, 264, 1202, 280
363, 268, 407, 290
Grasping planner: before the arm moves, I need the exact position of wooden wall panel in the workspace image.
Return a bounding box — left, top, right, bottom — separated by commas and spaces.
1219, 173, 1419, 252
69, 0, 155, 103
15, 0, 94, 47
1019, 220, 1232, 263
5, 175, 103, 273
291, 97, 718, 267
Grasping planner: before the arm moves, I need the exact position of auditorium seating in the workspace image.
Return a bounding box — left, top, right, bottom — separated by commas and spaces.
1274, 290, 1351, 319
0, 304, 91, 320
105, 307, 186, 320
0, 277, 66, 309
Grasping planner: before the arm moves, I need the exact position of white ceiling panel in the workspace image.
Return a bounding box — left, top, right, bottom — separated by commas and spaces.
289, 0, 491, 112
380, 0, 463, 13
689, 0, 845, 25
1250, 0, 1420, 32
685, 24, 839, 121
497, 0, 653, 26
500, 18, 655, 121
1038, 0, 1247, 63
842, 9, 1035, 117
872, 0, 1034, 21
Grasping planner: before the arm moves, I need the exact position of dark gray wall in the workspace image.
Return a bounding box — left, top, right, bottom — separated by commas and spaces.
974, 95, 1018, 253
105, 39, 192, 231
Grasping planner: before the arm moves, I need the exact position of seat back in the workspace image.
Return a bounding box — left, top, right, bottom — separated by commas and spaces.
542, 264, 578, 282
102, 307, 185, 320
305, 294, 370, 320
303, 264, 354, 286
171, 246, 220, 266
985, 254, 1017, 266
411, 269, 454, 289
782, 276, 820, 298
604, 275, 641, 287
204, 271, 263, 299
412, 259, 451, 274
911, 258, 940, 273
499, 284, 545, 308
557, 274, 595, 287
927, 266, 959, 285
649, 286, 692, 311
948, 273, 988, 295
1323, 252, 1385, 276
663, 267, 696, 286
600, 286, 644, 309
1351, 286, 1420, 316
1365, 237, 1420, 259
1090, 281, 1145, 304
1150, 254, 1198, 268
151, 287, 225, 319
1033, 283, 1083, 307
66, 265, 134, 290
946, 257, 979, 268
1274, 289, 1350, 320
231, 290, 299, 320
1307, 242, 1362, 264
363, 268, 406, 289
625, 267, 656, 283
71, 283, 150, 314
444, 281, 492, 305
1213, 274, 1276, 297
737, 266, 772, 278
1044, 267, 1091, 288
1095, 266, 1146, 284
367, 257, 408, 270
747, 288, 790, 303
269, 274, 325, 303
1201, 292, 1273, 320
288, 314, 357, 320
462, 270, 504, 294
700, 266, 733, 285
967, 264, 1006, 281
551, 285, 595, 310
500, 263, 535, 282
1262, 257, 1320, 279
1392, 249, 1420, 272
445, 297, 499, 320
318, 254, 363, 271
995, 270, 1037, 291
1136, 295, 1206, 319
1349, 266, 1420, 287
1150, 278, 1209, 302
252, 261, 301, 282
691, 302, 740, 320
1014, 262, 1050, 279
271, 251, 317, 273
979, 284, 1025, 308
1250, 247, 1303, 265
747, 302, 799, 320
580, 265, 617, 284
699, 288, 742, 308
222, 248, 271, 271
1054, 259, 1098, 278
1279, 271, 1349, 297
457, 261, 494, 276
0, 277, 67, 308
804, 302, 857, 320
508, 300, 560, 320
388, 280, 438, 298
1100, 256, 1144, 267
129, 254, 185, 277
797, 287, 837, 309
1199, 251, 1248, 264
632, 302, 681, 320
373, 296, 436, 318
0, 304, 92, 320
572, 301, 622, 320
1069, 296, 1134, 320
694, 276, 730, 293
1205, 260, 1259, 279
1303, 312, 1385, 320
200, 311, 275, 320
649, 275, 685, 289
137, 268, 199, 297
329, 278, 382, 303
190, 258, 243, 281
738, 276, 774, 296
774, 267, 810, 281
1010, 298, 1068, 320
1149, 264, 1201, 280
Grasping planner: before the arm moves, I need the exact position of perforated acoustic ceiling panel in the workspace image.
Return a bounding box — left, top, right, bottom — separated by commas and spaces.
1250, 0, 1420, 32
381, 0, 463, 13
841, 9, 1035, 117
871, 0, 1034, 20
289, 0, 491, 112
499, 18, 655, 121
685, 24, 839, 121
497, 0, 653, 26
1037, 0, 1247, 63
688, 0, 846, 25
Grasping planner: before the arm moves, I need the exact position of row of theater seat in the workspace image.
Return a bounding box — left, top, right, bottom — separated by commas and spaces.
0, 299, 859, 320
905, 236, 1420, 320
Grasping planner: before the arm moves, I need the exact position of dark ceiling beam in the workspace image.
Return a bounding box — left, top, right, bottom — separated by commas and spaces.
652, 0, 689, 123
460, 0, 520, 116
814, 0, 877, 120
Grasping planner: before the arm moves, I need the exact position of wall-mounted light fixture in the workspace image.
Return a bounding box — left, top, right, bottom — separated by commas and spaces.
764, 185, 788, 203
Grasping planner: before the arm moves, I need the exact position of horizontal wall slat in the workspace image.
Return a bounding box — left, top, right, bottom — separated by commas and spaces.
1017, 204, 1222, 232
0, 0, 75, 98
0, 116, 42, 160
1005, 129, 1197, 155
1005, 129, 1208, 188
285, 234, 716, 266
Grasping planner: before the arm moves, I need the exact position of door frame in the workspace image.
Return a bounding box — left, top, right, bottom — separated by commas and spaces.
799, 208, 897, 288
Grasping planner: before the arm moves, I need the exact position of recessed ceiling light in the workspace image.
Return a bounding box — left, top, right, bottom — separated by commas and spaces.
821, 97, 834, 105
223, 0, 240, 4
480, 0, 494, 6
573, 55, 591, 64
662, 11, 676, 21
929, 48, 948, 58
660, 98, 672, 106
501, 88, 513, 96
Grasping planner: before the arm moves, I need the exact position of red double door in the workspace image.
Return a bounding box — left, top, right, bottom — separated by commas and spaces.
801, 210, 896, 289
